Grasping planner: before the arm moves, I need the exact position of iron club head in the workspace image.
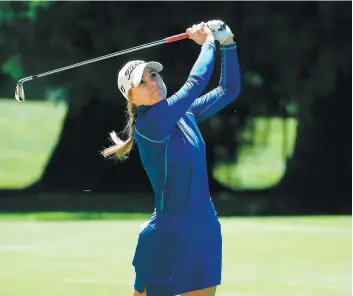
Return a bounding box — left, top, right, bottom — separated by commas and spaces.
15, 83, 25, 102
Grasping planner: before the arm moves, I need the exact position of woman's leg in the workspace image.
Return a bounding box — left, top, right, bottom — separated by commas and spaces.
132, 287, 146, 296
181, 286, 217, 296
132, 285, 217, 296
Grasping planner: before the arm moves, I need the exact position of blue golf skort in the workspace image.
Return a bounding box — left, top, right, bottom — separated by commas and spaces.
132, 213, 222, 296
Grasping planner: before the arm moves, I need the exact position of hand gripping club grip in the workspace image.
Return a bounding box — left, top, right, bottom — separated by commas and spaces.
163, 22, 226, 44
163, 33, 189, 43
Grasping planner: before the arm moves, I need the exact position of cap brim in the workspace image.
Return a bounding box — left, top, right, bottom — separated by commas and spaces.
131, 61, 163, 88
145, 61, 163, 73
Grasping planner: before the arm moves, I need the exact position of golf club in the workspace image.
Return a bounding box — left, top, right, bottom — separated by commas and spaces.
14, 32, 189, 102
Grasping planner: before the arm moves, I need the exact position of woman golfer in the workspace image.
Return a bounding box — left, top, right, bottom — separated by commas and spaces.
103, 20, 241, 296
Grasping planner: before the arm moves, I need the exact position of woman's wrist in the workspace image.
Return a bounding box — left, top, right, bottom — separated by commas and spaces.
221, 36, 235, 45
205, 33, 215, 44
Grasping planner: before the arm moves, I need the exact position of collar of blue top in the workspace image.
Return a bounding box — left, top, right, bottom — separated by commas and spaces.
136, 105, 150, 117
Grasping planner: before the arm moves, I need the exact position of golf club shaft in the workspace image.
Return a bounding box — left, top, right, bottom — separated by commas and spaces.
17, 33, 189, 84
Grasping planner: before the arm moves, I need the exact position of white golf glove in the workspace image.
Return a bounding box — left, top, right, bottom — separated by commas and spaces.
207, 20, 234, 44
191, 22, 206, 30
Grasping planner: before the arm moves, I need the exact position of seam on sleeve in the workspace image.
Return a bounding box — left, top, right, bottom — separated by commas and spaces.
134, 127, 169, 143
160, 138, 170, 211
197, 50, 227, 118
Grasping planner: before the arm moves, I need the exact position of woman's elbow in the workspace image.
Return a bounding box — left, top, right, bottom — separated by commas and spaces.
188, 75, 208, 90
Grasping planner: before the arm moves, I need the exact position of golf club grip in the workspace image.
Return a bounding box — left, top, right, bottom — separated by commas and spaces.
164, 33, 189, 43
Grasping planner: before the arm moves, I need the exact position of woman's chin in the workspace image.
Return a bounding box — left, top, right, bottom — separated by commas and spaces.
155, 90, 167, 101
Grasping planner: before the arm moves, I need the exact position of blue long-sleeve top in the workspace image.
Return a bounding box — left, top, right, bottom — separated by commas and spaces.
134, 41, 241, 225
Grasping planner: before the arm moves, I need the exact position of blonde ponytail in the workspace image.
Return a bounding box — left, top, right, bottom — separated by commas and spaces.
101, 100, 137, 161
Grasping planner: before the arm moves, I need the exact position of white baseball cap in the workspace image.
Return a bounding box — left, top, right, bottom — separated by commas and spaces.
117, 60, 163, 100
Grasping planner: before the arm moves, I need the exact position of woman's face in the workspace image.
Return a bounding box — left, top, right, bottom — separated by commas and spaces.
129, 67, 167, 106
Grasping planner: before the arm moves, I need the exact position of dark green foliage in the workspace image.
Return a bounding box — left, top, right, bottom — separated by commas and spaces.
0, 2, 351, 213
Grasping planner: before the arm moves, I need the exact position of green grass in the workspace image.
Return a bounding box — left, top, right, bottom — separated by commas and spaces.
0, 99, 297, 190
0, 99, 67, 188
0, 216, 351, 296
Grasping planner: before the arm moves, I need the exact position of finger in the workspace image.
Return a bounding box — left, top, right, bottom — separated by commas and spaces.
186, 28, 193, 38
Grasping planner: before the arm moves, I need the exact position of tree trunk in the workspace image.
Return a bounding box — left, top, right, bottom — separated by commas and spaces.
275, 71, 351, 214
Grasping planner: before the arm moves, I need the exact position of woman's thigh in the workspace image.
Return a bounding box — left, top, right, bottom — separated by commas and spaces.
181, 286, 217, 296
132, 285, 217, 296
132, 288, 146, 296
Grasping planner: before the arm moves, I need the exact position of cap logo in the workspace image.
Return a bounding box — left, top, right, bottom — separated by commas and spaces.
125, 61, 144, 80
120, 85, 125, 93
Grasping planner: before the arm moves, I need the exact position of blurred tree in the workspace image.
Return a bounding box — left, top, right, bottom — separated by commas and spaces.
13, 2, 246, 193
1, 2, 351, 214
0, 2, 51, 96
270, 2, 352, 213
